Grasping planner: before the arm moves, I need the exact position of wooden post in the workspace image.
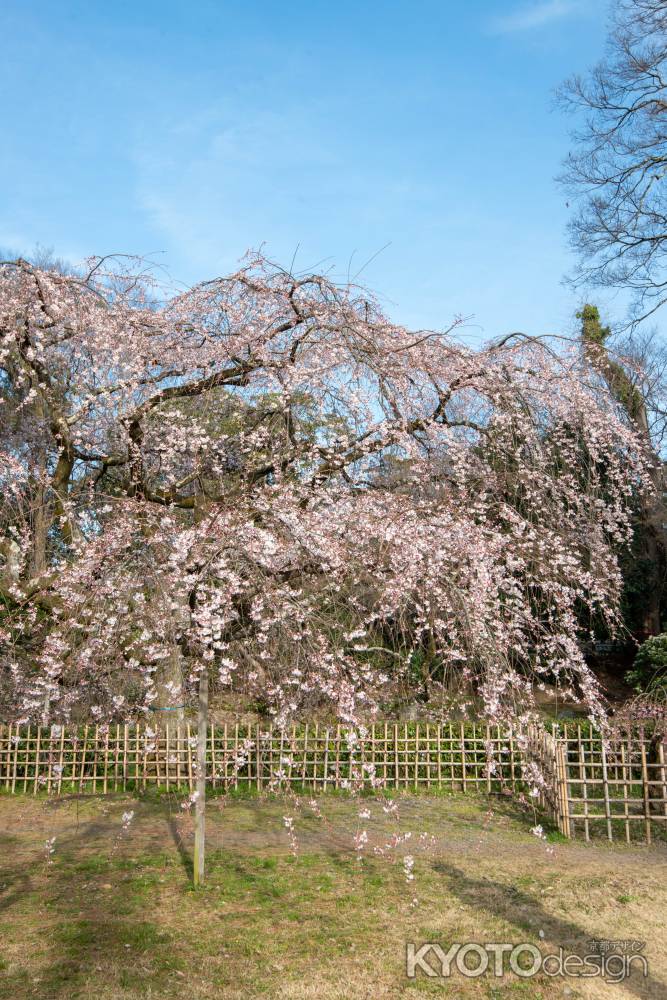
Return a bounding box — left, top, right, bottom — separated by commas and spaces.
578, 726, 590, 843
323, 727, 330, 791
102, 727, 109, 795
555, 739, 571, 838
620, 742, 630, 844
223, 722, 228, 787
141, 724, 148, 791
193, 671, 208, 888
658, 740, 667, 819
600, 740, 613, 842
176, 722, 183, 789
640, 733, 652, 845
79, 724, 89, 792
11, 725, 20, 794
33, 726, 41, 794
460, 723, 467, 793
154, 726, 161, 789
22, 725, 30, 793
334, 724, 341, 789
46, 725, 54, 795
390, 723, 397, 789
414, 723, 419, 791
4, 724, 11, 790
57, 725, 65, 795
123, 723, 129, 791
187, 722, 194, 792
287, 723, 294, 788
92, 725, 100, 793
302, 724, 309, 786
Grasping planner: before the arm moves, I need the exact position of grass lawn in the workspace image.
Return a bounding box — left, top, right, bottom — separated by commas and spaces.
0, 790, 665, 999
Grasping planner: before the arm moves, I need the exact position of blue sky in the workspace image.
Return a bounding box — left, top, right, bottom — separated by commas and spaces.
1, 0, 614, 341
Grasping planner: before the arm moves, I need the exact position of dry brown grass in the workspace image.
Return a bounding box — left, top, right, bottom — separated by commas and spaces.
0, 791, 665, 999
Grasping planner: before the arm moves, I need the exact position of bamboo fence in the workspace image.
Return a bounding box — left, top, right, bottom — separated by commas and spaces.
558, 723, 667, 845
0, 720, 664, 844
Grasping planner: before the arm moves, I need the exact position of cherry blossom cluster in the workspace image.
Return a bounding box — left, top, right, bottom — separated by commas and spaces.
0, 253, 652, 728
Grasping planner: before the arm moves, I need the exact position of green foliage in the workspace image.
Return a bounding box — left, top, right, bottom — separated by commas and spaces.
619, 525, 666, 639
578, 303, 645, 421
625, 633, 667, 693
577, 303, 611, 346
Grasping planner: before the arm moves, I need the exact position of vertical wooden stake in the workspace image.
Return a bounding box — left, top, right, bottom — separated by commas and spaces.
34, 726, 42, 795
578, 725, 589, 843
335, 724, 341, 789
414, 723, 419, 790
323, 727, 330, 791
302, 723, 309, 786
620, 743, 630, 844
555, 740, 571, 838
103, 727, 109, 795
80, 724, 89, 792
640, 734, 652, 846
187, 722, 194, 792
4, 724, 11, 790
393, 723, 399, 789
193, 671, 209, 888
657, 739, 667, 820
93, 725, 100, 793
460, 723, 467, 793
23, 725, 30, 793
11, 725, 20, 794
484, 722, 493, 795
234, 723, 239, 790
57, 725, 65, 795
600, 740, 613, 842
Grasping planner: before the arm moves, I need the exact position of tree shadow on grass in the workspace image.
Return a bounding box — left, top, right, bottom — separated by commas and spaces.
166, 808, 193, 879
431, 859, 664, 998
0, 813, 187, 998
0, 854, 33, 915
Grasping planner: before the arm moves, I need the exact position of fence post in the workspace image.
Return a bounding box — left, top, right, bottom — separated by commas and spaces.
600, 739, 613, 842
640, 732, 652, 846
460, 723, 467, 793
658, 739, 667, 820
578, 726, 590, 842
555, 739, 571, 838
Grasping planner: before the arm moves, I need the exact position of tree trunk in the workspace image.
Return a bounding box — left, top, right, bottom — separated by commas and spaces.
155, 644, 186, 724
29, 474, 48, 579
642, 519, 664, 638
193, 670, 208, 887
580, 307, 665, 636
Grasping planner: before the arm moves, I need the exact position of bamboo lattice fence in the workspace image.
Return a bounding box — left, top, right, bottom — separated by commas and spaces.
558, 723, 667, 845
0, 720, 664, 844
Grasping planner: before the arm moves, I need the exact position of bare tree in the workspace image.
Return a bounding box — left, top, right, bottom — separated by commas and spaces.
614, 325, 667, 452
559, 0, 667, 326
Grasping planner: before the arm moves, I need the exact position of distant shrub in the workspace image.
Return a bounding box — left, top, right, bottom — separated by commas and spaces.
625, 634, 667, 694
